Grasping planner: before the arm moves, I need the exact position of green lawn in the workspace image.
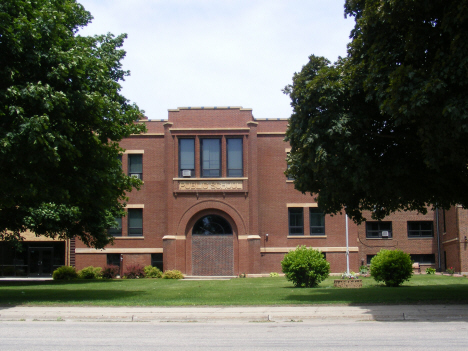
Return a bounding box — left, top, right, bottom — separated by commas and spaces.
1, 275, 467, 306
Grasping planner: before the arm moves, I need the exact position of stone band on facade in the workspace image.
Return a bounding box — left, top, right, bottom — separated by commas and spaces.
178, 180, 243, 191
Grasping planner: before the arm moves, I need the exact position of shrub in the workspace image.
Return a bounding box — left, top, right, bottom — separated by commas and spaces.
426, 267, 436, 275
269, 272, 279, 277
162, 269, 184, 279
370, 249, 413, 287
52, 266, 78, 280
446, 266, 455, 275
359, 265, 369, 274
144, 265, 162, 278
124, 264, 145, 279
78, 266, 102, 279
281, 246, 330, 288
102, 265, 120, 279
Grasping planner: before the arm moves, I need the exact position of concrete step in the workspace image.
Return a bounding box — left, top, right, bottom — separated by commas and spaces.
183, 276, 237, 281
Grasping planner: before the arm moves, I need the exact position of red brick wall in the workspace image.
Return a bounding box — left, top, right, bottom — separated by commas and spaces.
75, 254, 106, 271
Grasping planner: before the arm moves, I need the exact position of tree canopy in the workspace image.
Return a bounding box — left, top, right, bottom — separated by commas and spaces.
0, 0, 145, 248
284, 0, 468, 223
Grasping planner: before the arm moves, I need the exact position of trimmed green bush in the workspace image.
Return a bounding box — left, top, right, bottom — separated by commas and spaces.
370, 249, 413, 287
269, 272, 280, 277
102, 265, 120, 279
144, 265, 162, 278
52, 266, 78, 280
281, 245, 330, 288
78, 266, 102, 279
162, 269, 184, 279
426, 267, 436, 275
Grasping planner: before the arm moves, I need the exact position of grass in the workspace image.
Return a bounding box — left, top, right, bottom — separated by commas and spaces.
0, 275, 468, 307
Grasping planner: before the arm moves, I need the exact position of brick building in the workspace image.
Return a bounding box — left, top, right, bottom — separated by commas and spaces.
2, 106, 468, 276
73, 106, 358, 275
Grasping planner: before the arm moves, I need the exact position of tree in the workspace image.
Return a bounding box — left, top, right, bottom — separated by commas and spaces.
284, 0, 468, 223
0, 0, 145, 248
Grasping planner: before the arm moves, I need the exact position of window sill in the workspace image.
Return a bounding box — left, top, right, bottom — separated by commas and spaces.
173, 177, 248, 181
364, 237, 393, 240
286, 180, 294, 183
113, 236, 145, 240
408, 237, 434, 239
287, 235, 327, 239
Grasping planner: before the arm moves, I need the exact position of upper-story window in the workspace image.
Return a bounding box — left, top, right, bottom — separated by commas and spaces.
408, 221, 433, 238
227, 138, 243, 177
366, 221, 392, 239
310, 208, 325, 235
179, 138, 195, 177
201, 138, 221, 177
288, 208, 304, 236
128, 208, 143, 236
108, 217, 122, 237
128, 154, 143, 180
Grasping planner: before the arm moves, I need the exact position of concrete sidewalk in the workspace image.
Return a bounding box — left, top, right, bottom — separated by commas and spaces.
1, 305, 468, 322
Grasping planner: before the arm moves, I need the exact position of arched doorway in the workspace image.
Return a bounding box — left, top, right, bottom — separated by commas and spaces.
191, 214, 234, 276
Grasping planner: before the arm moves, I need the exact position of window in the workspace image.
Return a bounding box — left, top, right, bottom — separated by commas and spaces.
367, 255, 375, 265
192, 215, 232, 235
288, 208, 303, 236
128, 154, 143, 180
108, 217, 122, 236
410, 254, 435, 264
286, 153, 294, 180
227, 138, 243, 177
310, 208, 325, 235
151, 253, 163, 271
408, 221, 433, 237
179, 138, 195, 177
107, 253, 120, 267
366, 221, 392, 238
128, 209, 143, 236
286, 163, 294, 180
201, 139, 221, 177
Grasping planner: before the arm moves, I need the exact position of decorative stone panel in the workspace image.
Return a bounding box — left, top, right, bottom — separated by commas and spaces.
192, 235, 233, 276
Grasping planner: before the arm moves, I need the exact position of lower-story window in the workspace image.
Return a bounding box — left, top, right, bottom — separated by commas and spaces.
367, 255, 376, 265
151, 253, 163, 272
107, 253, 121, 267
410, 254, 435, 264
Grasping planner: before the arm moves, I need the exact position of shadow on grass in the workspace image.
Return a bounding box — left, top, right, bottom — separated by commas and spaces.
0, 280, 144, 308
280, 284, 468, 305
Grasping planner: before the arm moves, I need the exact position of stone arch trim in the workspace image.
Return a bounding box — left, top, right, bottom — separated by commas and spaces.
175, 200, 247, 238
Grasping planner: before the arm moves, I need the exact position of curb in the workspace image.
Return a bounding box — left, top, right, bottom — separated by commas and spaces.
2, 305, 468, 323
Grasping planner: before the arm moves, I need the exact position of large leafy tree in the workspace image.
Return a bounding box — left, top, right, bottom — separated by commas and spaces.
0, 0, 145, 248
285, 0, 468, 223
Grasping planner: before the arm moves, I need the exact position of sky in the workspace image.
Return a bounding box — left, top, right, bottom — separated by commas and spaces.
78, 0, 355, 120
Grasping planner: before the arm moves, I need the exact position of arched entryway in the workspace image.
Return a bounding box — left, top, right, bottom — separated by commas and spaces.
191, 214, 234, 276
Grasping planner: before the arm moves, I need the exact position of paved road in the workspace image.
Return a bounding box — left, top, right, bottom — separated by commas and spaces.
1, 320, 467, 351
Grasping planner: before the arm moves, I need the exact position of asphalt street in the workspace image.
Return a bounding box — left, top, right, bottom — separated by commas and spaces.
1, 319, 467, 351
